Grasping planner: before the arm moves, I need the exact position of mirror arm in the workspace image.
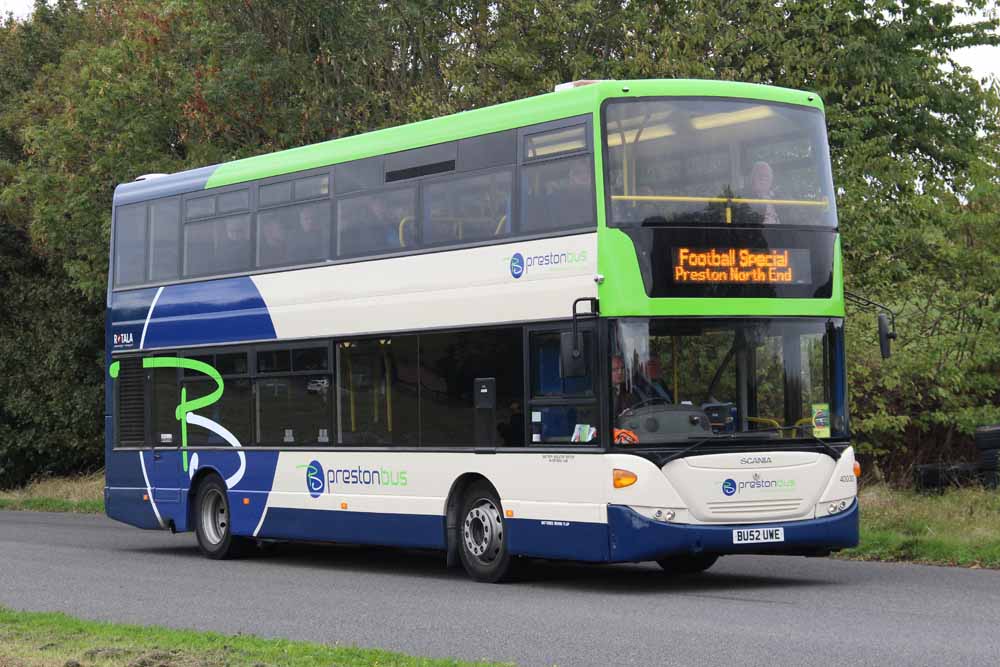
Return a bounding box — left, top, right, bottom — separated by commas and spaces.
844, 290, 897, 338
571, 297, 600, 357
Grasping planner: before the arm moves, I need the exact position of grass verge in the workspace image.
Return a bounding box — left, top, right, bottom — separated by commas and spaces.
0, 471, 104, 513
0, 607, 509, 667
835, 483, 1000, 568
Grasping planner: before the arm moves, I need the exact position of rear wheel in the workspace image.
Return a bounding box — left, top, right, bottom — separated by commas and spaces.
194, 476, 250, 559
458, 482, 512, 583
656, 554, 718, 575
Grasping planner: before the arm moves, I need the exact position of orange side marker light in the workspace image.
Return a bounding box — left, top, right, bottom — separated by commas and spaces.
341, 502, 348, 510
505, 509, 514, 518
613, 469, 638, 489
142, 493, 149, 501
243, 497, 250, 505
853, 461, 862, 479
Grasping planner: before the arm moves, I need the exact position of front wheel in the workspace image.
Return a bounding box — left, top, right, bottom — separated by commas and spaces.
194, 476, 250, 559
458, 482, 513, 582
656, 554, 718, 575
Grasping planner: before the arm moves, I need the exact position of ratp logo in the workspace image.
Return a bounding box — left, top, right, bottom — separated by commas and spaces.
298, 460, 325, 498
510, 252, 525, 279
722, 478, 737, 496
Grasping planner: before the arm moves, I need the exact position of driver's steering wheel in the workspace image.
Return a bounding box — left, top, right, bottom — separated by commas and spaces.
617, 397, 671, 419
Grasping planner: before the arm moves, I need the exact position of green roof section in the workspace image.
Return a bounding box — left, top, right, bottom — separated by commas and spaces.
204, 79, 824, 189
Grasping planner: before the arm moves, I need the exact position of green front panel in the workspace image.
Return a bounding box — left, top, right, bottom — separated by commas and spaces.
596, 232, 844, 317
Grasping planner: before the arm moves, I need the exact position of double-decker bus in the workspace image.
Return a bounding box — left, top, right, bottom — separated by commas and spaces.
106, 79, 859, 582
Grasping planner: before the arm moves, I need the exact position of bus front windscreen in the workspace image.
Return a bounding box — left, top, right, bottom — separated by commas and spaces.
610, 318, 847, 446
603, 98, 837, 227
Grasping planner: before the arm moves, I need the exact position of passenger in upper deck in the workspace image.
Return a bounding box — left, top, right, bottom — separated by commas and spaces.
289, 204, 326, 263
748, 161, 780, 225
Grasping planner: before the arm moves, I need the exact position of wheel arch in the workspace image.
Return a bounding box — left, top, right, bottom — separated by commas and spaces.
186, 466, 225, 532
444, 472, 498, 568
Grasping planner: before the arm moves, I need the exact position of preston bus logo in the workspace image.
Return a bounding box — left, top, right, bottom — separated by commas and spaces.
722, 479, 737, 496
510, 252, 525, 279
298, 460, 325, 498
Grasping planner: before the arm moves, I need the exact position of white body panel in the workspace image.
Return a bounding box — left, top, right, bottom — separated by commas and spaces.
256, 448, 856, 531
251, 234, 597, 339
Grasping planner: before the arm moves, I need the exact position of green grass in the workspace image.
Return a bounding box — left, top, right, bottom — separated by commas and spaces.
0, 471, 104, 513
5, 474, 1000, 568
0, 607, 509, 667
835, 484, 1000, 568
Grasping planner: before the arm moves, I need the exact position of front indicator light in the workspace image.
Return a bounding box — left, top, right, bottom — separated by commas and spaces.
854, 461, 862, 479
613, 469, 638, 488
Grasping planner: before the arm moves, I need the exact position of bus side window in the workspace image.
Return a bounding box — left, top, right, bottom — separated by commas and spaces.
520, 155, 594, 233
114, 204, 147, 286
528, 331, 597, 445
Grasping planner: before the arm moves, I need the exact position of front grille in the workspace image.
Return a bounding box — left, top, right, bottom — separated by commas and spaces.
706, 497, 804, 517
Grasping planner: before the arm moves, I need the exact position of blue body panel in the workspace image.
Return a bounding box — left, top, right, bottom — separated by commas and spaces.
507, 518, 610, 561
108, 276, 277, 354
258, 507, 446, 549
607, 502, 860, 562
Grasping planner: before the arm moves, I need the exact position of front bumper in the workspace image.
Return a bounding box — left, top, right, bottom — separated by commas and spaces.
607, 500, 859, 562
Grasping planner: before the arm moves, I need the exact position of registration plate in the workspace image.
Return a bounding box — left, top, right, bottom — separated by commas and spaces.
732, 527, 785, 544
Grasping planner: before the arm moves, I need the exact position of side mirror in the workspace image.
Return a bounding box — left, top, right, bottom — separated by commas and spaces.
560, 331, 587, 378
878, 312, 895, 359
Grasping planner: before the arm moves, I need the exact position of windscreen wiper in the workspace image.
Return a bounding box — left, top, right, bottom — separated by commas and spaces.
749, 426, 842, 460
657, 433, 733, 466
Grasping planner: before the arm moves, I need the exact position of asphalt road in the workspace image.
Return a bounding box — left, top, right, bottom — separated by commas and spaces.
1, 511, 999, 666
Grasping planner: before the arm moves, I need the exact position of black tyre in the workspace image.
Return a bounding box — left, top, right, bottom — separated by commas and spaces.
457, 481, 512, 583
194, 476, 251, 559
656, 554, 719, 575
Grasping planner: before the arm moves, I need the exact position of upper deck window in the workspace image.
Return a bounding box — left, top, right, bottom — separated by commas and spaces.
603, 98, 836, 227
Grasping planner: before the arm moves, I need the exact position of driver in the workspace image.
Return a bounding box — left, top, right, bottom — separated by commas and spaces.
611, 355, 640, 417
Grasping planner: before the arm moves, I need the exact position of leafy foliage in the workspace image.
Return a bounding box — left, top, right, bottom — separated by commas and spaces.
0, 0, 998, 486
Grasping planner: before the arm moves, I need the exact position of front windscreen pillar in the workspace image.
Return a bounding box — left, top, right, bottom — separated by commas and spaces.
783, 333, 804, 426
735, 335, 749, 431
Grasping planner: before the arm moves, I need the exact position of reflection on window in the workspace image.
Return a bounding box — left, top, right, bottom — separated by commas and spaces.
183, 378, 252, 446
611, 318, 846, 446
521, 155, 594, 232
338, 338, 419, 445
604, 99, 836, 227
184, 214, 252, 277
530, 406, 598, 444
525, 125, 586, 159
149, 198, 180, 282
151, 362, 179, 446
115, 204, 146, 286
420, 329, 524, 446
258, 375, 332, 445
337, 188, 417, 256
257, 202, 331, 268
423, 170, 513, 245
531, 332, 592, 397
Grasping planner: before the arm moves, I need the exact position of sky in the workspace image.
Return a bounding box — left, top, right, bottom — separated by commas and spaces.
1, 0, 998, 83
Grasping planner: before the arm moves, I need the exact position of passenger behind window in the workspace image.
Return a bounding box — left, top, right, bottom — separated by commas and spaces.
259, 217, 288, 267
215, 217, 251, 273
746, 161, 779, 224
288, 204, 328, 264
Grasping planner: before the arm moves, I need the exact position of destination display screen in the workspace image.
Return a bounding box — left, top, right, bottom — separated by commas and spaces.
672, 247, 812, 285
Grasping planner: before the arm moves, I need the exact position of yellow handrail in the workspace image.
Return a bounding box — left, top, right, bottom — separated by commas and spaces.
747, 416, 781, 429
611, 194, 829, 207
494, 214, 507, 236
398, 216, 413, 247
